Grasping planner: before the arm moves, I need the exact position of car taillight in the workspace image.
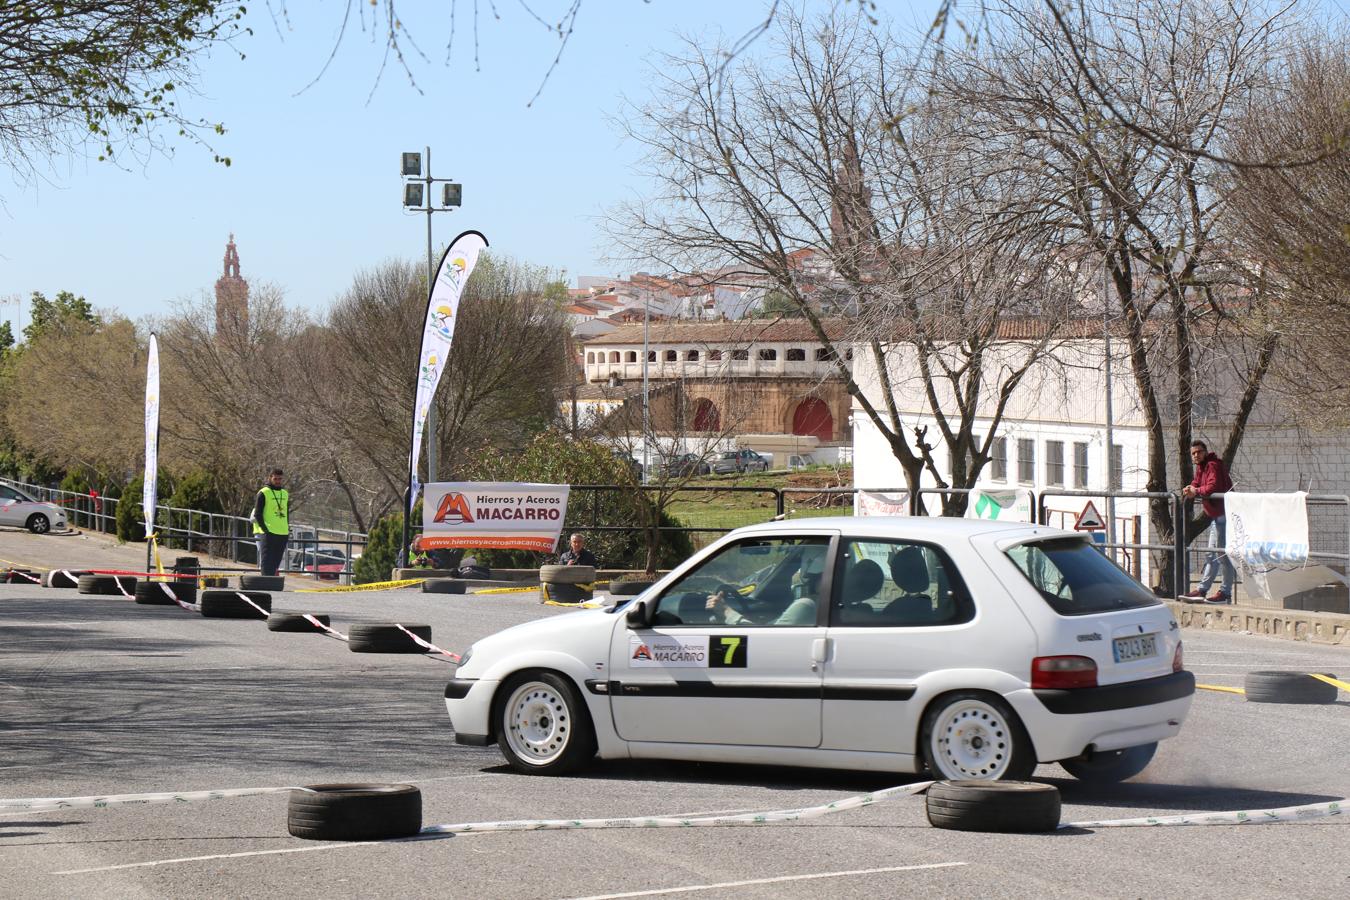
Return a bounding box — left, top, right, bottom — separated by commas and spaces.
1172, 641, 1184, 673
1032, 655, 1098, 689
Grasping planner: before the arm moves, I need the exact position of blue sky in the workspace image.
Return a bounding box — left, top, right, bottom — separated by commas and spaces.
0, 0, 935, 328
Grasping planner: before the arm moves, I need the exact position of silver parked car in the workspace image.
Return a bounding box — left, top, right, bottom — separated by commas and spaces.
711, 449, 770, 475
0, 484, 68, 534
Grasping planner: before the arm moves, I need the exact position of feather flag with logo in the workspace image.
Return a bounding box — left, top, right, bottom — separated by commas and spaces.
142, 333, 160, 534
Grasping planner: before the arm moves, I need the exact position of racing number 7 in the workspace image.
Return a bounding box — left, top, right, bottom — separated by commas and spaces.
710, 635, 746, 668
719, 636, 741, 666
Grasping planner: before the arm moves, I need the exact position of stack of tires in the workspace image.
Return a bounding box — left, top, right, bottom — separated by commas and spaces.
539, 565, 594, 604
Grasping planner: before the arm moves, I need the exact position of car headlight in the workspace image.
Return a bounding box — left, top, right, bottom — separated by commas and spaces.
456, 646, 474, 671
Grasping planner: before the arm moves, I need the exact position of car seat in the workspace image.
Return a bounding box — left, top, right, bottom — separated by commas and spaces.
836, 558, 884, 625
882, 547, 937, 624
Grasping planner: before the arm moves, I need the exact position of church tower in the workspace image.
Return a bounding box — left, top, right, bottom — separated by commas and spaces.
214, 234, 249, 334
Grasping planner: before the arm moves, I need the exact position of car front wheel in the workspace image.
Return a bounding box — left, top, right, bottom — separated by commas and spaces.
921, 691, 1037, 781
496, 672, 596, 775
26, 513, 50, 534
1059, 742, 1156, 783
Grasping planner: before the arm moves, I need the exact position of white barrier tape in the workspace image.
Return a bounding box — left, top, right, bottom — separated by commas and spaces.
303, 614, 349, 642
419, 781, 936, 835
1068, 798, 1345, 828
394, 623, 461, 663
7, 568, 42, 584
0, 785, 308, 813
58, 569, 78, 584
235, 591, 272, 618
159, 581, 198, 612
112, 576, 135, 600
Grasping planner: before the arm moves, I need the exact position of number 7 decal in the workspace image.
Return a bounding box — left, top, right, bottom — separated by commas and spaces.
710, 635, 748, 668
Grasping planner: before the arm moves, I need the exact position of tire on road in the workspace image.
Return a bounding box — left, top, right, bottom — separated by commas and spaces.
538, 564, 595, 586
609, 579, 655, 596
77, 574, 137, 596
422, 578, 466, 594
198, 590, 272, 619
920, 691, 1038, 781
267, 613, 331, 632
3, 569, 37, 584
25, 513, 51, 534
240, 575, 285, 591
44, 569, 90, 589
1059, 742, 1157, 783
541, 582, 592, 604
287, 784, 422, 841
1244, 670, 1339, 705
926, 780, 1061, 833
494, 671, 597, 775
347, 623, 432, 653
134, 581, 198, 606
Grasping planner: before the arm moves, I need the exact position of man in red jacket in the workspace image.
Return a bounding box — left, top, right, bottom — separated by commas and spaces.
1180, 440, 1235, 603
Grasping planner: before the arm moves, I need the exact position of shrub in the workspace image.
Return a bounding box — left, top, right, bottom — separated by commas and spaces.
116, 474, 146, 542
354, 502, 421, 584
167, 470, 225, 553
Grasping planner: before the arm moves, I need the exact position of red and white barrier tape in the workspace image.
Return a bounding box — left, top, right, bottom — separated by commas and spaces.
234, 592, 271, 618
303, 614, 349, 642
159, 581, 198, 612
6, 569, 42, 584
394, 623, 461, 663
91, 568, 199, 580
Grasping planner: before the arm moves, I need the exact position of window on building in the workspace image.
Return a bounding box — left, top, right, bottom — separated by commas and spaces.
1110, 444, 1124, 490
1073, 442, 1089, 488
815, 347, 837, 362
991, 437, 1007, 481
1018, 438, 1035, 484
731, 349, 749, 361
687, 349, 700, 361
586, 352, 594, 364
786, 348, 806, 361
609, 351, 620, 363
647, 351, 656, 363
1046, 440, 1065, 487
1194, 394, 1218, 417
845, 348, 854, 361
664, 350, 677, 362
626, 351, 637, 363
709, 348, 723, 361
758, 348, 777, 361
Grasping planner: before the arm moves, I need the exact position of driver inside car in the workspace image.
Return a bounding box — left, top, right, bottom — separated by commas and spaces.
705, 555, 823, 626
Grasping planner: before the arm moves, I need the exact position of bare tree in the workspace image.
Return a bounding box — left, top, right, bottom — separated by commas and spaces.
616, 7, 1074, 513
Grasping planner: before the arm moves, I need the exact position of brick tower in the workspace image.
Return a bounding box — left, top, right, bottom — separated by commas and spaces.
214, 234, 249, 334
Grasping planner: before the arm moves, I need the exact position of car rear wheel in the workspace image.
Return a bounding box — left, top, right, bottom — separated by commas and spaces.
1059, 742, 1157, 783
495, 672, 596, 775
921, 691, 1037, 781
26, 513, 50, 534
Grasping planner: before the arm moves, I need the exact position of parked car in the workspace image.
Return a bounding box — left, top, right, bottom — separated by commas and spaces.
300, 547, 348, 580
660, 453, 710, 477
445, 517, 1193, 782
0, 484, 67, 534
787, 453, 817, 470
711, 449, 770, 475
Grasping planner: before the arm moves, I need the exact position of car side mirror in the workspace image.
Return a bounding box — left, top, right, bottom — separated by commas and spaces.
626, 597, 653, 628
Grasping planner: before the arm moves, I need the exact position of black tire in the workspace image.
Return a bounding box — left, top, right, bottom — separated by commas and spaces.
134, 581, 198, 606
422, 578, 466, 594
1060, 742, 1157, 783
26, 513, 50, 534
347, 623, 432, 653
538, 564, 595, 586
610, 579, 655, 596
1244, 670, 1339, 704
77, 574, 137, 596
494, 671, 597, 775
920, 691, 1038, 781
267, 613, 332, 632
44, 569, 89, 588
198, 590, 272, 619
240, 575, 285, 591
3, 569, 36, 584
541, 582, 592, 604
287, 784, 422, 841
926, 780, 1061, 833
200, 575, 229, 588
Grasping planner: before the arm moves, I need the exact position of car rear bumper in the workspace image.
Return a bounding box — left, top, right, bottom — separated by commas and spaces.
1008, 671, 1196, 762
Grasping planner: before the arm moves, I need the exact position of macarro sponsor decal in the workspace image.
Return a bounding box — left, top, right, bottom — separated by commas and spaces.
630, 635, 709, 668
420, 482, 570, 552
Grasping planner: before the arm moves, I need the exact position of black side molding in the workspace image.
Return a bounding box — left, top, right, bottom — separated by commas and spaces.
444, 679, 476, 700
454, 732, 491, 746
1034, 670, 1196, 715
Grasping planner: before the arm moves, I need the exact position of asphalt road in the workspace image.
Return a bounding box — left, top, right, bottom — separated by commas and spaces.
0, 580, 1347, 899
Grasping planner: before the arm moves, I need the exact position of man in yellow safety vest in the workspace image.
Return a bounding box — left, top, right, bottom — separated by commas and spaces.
251, 468, 290, 577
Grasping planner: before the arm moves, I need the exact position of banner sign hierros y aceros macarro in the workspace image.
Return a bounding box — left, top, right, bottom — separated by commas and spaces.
420, 482, 571, 553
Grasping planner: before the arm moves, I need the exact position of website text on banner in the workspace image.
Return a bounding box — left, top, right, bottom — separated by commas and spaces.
419, 483, 571, 553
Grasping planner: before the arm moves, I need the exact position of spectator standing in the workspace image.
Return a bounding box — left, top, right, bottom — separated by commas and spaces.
251, 468, 290, 577
1180, 441, 1235, 603
559, 533, 597, 567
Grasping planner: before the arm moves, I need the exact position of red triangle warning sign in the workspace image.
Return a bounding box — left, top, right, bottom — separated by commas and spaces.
1074, 501, 1105, 531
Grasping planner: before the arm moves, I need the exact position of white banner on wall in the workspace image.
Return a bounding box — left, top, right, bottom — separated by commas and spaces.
965, 488, 1034, 523
854, 490, 910, 516
408, 230, 489, 501
142, 333, 160, 533
420, 482, 571, 552
1224, 491, 1310, 602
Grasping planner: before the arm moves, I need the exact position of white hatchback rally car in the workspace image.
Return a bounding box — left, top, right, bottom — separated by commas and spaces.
445, 517, 1194, 782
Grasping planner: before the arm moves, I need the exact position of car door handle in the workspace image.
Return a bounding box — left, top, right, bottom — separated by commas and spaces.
811, 638, 829, 664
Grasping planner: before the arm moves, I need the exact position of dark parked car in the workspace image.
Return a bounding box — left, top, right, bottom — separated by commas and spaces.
661, 453, 710, 477
711, 449, 770, 475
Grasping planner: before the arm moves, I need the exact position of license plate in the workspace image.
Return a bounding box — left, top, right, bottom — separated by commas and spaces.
1113, 633, 1158, 663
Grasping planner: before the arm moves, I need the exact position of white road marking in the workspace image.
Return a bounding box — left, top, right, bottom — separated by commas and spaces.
53, 842, 369, 874
559, 862, 968, 899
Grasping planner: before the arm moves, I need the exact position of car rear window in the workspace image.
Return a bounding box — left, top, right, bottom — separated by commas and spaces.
1005, 538, 1159, 616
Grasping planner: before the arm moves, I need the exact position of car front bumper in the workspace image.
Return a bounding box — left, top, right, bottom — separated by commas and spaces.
445, 677, 497, 746
1009, 671, 1196, 761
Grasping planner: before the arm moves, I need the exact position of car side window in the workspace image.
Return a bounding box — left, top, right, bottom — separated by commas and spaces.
830, 539, 974, 627
652, 536, 831, 627
0, 486, 21, 501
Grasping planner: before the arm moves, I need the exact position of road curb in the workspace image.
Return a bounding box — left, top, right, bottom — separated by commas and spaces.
1166, 600, 1350, 646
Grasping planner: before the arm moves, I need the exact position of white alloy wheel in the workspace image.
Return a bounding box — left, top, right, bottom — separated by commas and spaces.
502, 680, 575, 768
925, 693, 1035, 781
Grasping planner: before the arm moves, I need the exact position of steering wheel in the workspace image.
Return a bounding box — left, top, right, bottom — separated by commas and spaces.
714, 582, 750, 616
